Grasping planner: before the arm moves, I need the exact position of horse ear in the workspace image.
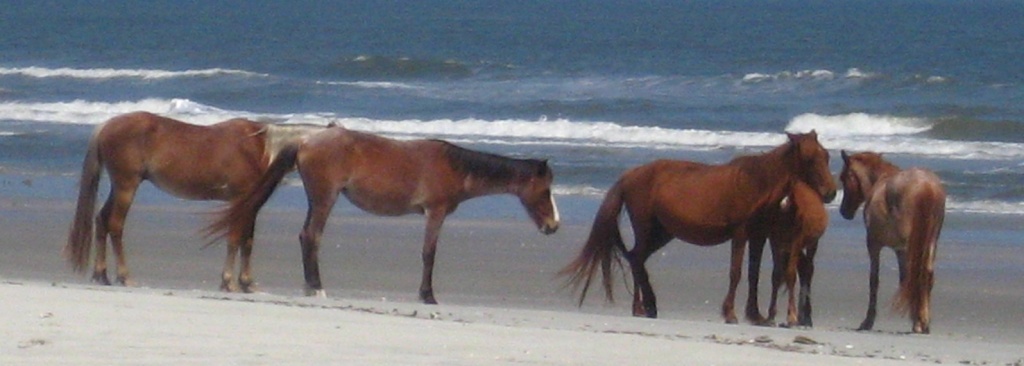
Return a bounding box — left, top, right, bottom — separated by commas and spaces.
808, 129, 817, 139
537, 160, 550, 176
841, 150, 850, 162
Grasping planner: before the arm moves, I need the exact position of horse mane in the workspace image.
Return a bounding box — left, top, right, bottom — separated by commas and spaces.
727, 138, 797, 182
437, 140, 545, 182
262, 123, 329, 162
850, 152, 901, 185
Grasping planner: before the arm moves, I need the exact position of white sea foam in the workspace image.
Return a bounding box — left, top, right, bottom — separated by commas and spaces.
741, 68, 877, 83
4, 98, 1024, 160
552, 184, 607, 198
316, 80, 422, 90
0, 98, 242, 125
786, 113, 932, 137
0, 66, 266, 80
946, 198, 1024, 215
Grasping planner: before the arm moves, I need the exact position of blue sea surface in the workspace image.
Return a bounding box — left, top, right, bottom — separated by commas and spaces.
2, 0, 1023, 219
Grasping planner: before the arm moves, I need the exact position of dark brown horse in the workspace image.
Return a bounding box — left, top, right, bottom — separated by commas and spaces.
66, 111, 324, 292
839, 150, 946, 334
207, 126, 560, 302
561, 132, 836, 323
745, 179, 829, 327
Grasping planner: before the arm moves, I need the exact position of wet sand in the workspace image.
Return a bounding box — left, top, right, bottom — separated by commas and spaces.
1, 191, 1022, 364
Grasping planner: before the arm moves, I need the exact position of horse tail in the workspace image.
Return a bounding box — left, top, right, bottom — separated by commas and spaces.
893, 189, 944, 319
204, 143, 301, 243
65, 127, 103, 272
559, 179, 628, 306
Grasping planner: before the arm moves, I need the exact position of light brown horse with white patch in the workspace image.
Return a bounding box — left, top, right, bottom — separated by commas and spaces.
839, 150, 945, 334
561, 132, 836, 323
66, 111, 324, 292
745, 179, 829, 327
207, 126, 560, 302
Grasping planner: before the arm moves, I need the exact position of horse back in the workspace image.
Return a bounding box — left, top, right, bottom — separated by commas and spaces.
620, 160, 751, 245
867, 168, 945, 249
647, 160, 778, 222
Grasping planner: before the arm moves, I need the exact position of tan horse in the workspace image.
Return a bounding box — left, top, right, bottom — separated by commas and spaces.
66, 111, 324, 292
561, 132, 836, 323
207, 126, 560, 302
839, 150, 946, 334
745, 179, 829, 327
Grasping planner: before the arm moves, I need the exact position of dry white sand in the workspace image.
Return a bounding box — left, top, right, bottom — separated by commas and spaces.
5, 280, 1020, 365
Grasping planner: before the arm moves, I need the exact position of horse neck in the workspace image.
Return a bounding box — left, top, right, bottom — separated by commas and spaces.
860, 160, 901, 196
442, 143, 537, 199
461, 174, 523, 198
736, 144, 797, 200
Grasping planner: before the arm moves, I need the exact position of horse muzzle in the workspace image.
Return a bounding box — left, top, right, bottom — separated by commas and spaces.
540, 220, 560, 235
823, 189, 837, 204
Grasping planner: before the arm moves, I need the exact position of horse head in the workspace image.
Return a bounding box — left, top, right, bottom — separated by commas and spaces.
518, 160, 560, 235
838, 150, 874, 220
788, 130, 837, 203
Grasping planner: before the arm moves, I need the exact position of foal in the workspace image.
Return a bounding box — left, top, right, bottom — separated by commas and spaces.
746, 179, 829, 327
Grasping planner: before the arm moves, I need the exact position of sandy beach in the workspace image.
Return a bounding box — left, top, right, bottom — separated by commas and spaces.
1, 188, 1023, 365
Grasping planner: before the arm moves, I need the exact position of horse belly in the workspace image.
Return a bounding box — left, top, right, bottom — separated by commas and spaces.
652, 201, 735, 246
341, 186, 419, 216
663, 219, 733, 246
148, 173, 232, 201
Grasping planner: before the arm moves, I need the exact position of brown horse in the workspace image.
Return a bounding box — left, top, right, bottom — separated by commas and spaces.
207, 126, 560, 302
745, 179, 829, 327
561, 132, 836, 323
839, 150, 946, 334
66, 111, 324, 292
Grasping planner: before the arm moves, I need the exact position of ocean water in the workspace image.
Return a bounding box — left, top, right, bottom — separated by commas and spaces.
2, 1, 1024, 222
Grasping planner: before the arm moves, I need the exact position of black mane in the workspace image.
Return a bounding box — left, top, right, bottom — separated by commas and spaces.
438, 141, 545, 182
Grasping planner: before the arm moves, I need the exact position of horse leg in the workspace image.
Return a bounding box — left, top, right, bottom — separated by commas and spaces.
858, 245, 882, 331
767, 246, 785, 324
298, 190, 338, 298
418, 210, 447, 305
92, 196, 114, 285
745, 234, 769, 325
783, 242, 802, 327
721, 235, 747, 324
895, 249, 921, 332
628, 224, 672, 318
797, 244, 817, 327
101, 177, 139, 287
238, 226, 257, 293
220, 231, 240, 292
919, 265, 934, 334
628, 254, 657, 318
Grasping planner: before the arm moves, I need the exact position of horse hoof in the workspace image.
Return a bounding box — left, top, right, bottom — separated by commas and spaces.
241, 284, 259, 294
220, 282, 239, 293
745, 312, 768, 326
92, 274, 112, 286
305, 289, 327, 298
